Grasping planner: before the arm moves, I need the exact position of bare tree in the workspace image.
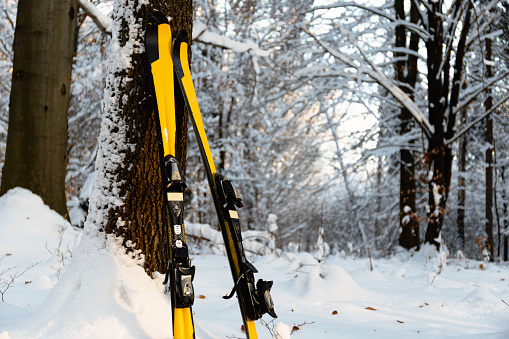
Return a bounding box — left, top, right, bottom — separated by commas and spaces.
300, 0, 506, 249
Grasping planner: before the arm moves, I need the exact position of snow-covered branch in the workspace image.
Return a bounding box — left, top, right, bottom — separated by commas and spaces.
307, 1, 393, 21
305, 3, 430, 40
302, 27, 433, 139
436, 1, 468, 80
391, 20, 431, 41
465, 0, 500, 48
78, 0, 112, 35
185, 221, 274, 255
192, 22, 270, 57
454, 71, 509, 115
446, 93, 509, 146
371, 47, 424, 61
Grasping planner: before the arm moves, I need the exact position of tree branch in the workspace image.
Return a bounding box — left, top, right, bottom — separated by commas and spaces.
453, 71, 509, 115
78, 0, 112, 36
192, 22, 270, 57
306, 2, 393, 21
302, 26, 433, 139
436, 1, 467, 80
446, 93, 509, 146
445, 1, 472, 139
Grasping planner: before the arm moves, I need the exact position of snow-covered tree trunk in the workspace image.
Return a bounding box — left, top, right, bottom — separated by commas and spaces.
1, 0, 78, 217
86, 0, 192, 274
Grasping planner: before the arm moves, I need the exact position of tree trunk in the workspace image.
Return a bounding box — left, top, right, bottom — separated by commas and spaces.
457, 109, 467, 250
502, 167, 508, 261
424, 2, 471, 248
485, 35, 494, 261
1, 0, 78, 216
424, 3, 448, 246
396, 0, 419, 249
374, 155, 383, 250
87, 0, 192, 275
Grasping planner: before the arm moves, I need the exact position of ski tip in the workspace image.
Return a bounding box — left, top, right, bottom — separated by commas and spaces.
172, 30, 189, 67
145, 11, 171, 65
175, 29, 189, 45
148, 10, 169, 26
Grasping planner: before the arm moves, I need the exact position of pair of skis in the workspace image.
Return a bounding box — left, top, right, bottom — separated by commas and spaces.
145, 11, 276, 339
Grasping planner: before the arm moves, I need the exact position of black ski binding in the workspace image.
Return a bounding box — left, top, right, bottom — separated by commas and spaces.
174, 264, 195, 307
215, 173, 277, 319
223, 273, 277, 319
162, 155, 195, 308
215, 173, 243, 208
165, 155, 186, 188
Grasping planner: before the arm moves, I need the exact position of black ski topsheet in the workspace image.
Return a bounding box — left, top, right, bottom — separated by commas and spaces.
145, 12, 195, 339
172, 30, 276, 339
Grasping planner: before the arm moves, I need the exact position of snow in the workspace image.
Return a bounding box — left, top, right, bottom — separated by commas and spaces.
267, 214, 278, 233
193, 22, 270, 58
78, 0, 113, 34
2, 188, 509, 338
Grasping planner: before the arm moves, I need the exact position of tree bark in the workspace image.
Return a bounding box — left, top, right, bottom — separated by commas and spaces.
456, 108, 467, 250
424, 2, 471, 248
502, 167, 508, 261
374, 155, 383, 250
90, 0, 192, 274
423, 3, 447, 247
396, 0, 419, 249
1, 0, 78, 216
485, 35, 494, 261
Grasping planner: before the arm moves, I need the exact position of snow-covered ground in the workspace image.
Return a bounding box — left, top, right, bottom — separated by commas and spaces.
1, 188, 509, 338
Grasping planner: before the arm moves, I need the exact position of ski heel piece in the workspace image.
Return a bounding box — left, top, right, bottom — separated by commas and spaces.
162, 260, 196, 309
253, 279, 277, 319
223, 273, 277, 319
175, 265, 195, 307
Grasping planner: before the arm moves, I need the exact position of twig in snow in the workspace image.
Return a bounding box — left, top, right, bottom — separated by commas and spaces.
291, 321, 315, 334
0, 261, 41, 301
260, 318, 276, 336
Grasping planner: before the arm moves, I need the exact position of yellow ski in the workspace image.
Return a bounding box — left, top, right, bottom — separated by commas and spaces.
146, 11, 195, 339
172, 30, 276, 339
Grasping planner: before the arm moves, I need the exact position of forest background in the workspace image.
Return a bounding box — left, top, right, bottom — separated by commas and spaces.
1, 0, 509, 262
